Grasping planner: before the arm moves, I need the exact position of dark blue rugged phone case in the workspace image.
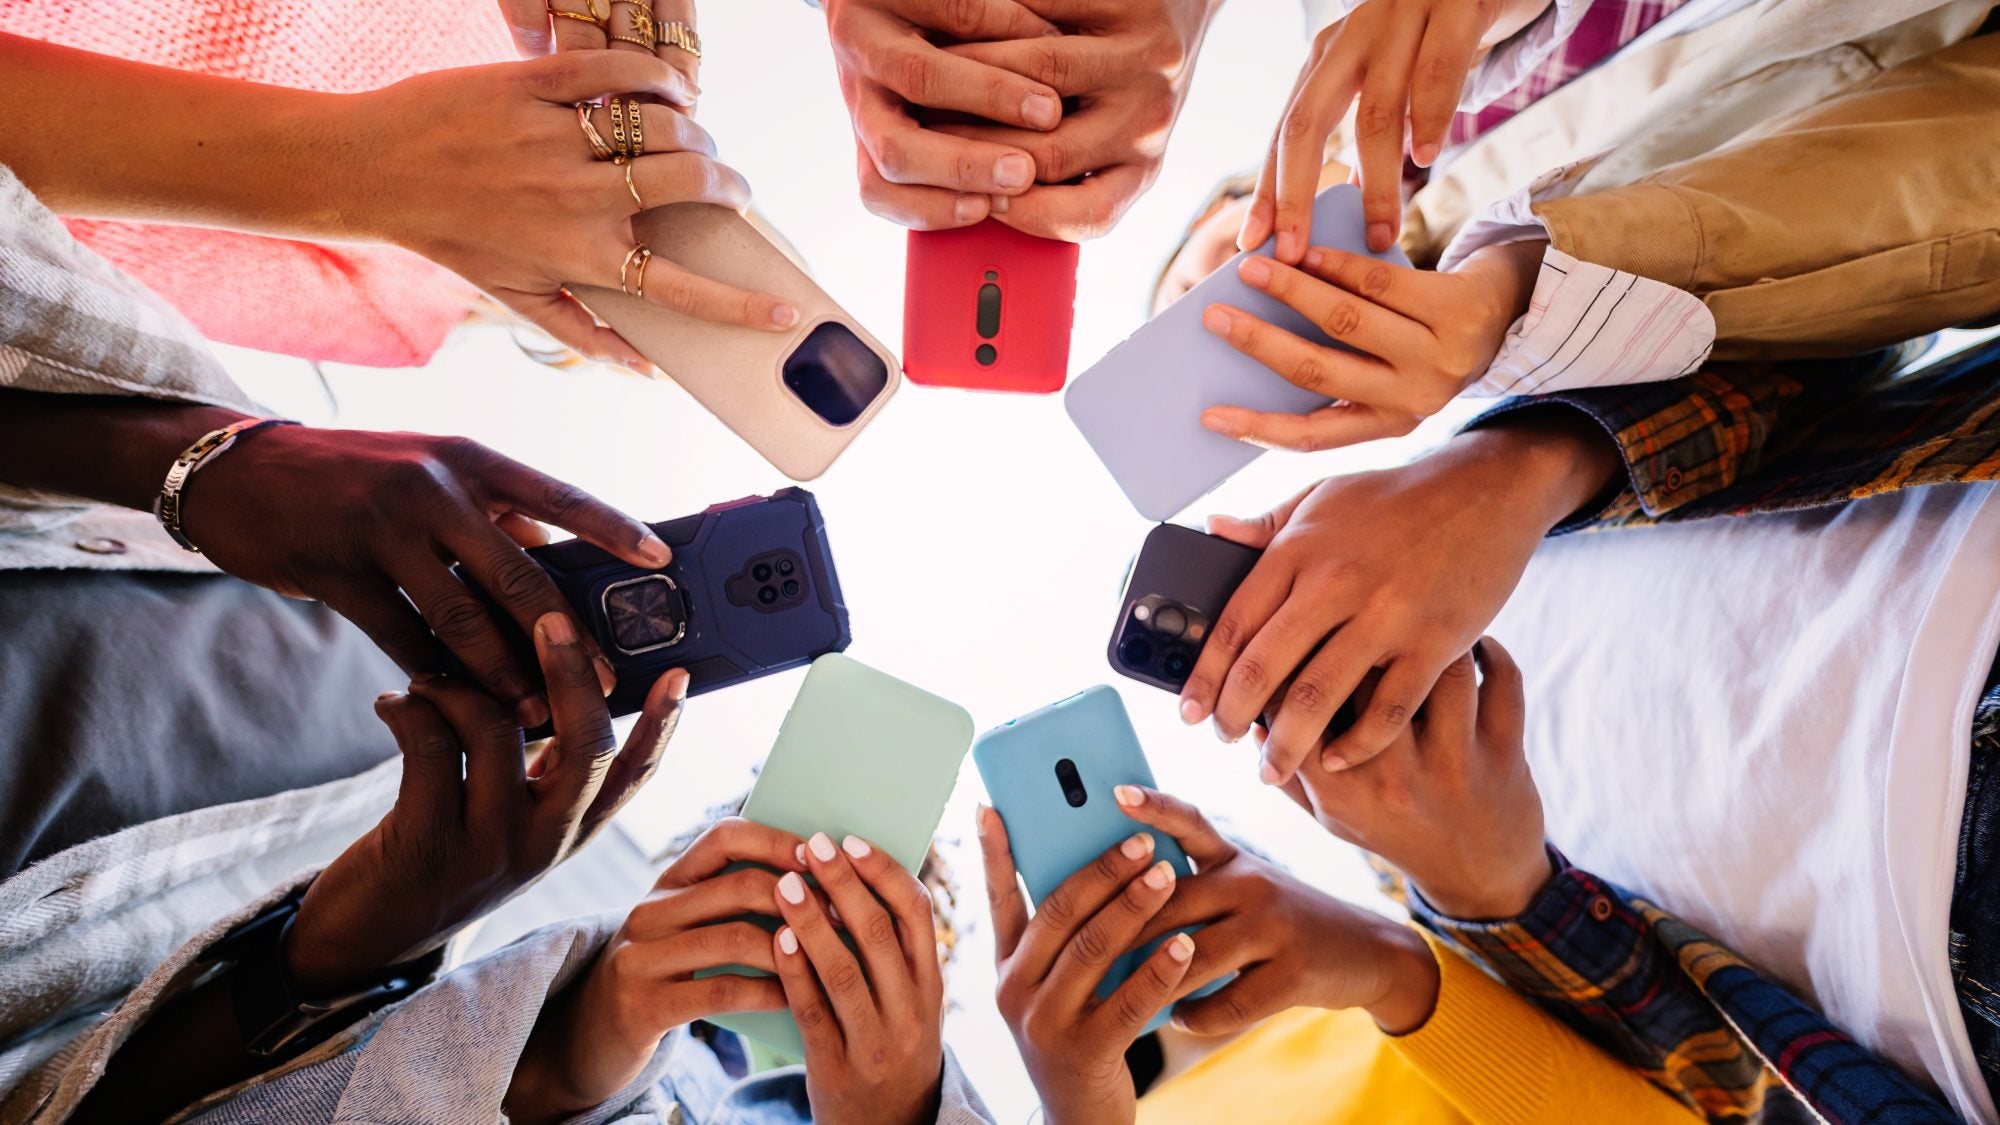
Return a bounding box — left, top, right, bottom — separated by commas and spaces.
459, 488, 850, 733
974, 686, 1228, 1033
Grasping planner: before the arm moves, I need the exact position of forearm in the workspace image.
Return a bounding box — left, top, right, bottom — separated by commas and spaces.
1425, 407, 1622, 534
68, 970, 263, 1125
0, 35, 367, 239
0, 388, 247, 510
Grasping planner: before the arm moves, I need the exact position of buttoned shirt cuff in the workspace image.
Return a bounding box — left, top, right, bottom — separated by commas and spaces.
1409, 847, 1652, 1005
1442, 168, 1716, 398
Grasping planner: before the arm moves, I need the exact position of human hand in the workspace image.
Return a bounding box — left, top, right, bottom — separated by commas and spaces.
937, 0, 1222, 240
338, 52, 794, 370
1199, 239, 1544, 451
1240, 0, 1549, 258
284, 619, 689, 997
978, 806, 1194, 1125
822, 0, 1067, 229
182, 424, 666, 729
1272, 639, 1554, 920
505, 818, 807, 1123
497, 0, 706, 97
1116, 786, 1440, 1035
1177, 414, 1619, 778
770, 832, 948, 1125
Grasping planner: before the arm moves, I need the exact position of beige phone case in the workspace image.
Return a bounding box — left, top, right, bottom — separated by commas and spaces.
570, 204, 900, 481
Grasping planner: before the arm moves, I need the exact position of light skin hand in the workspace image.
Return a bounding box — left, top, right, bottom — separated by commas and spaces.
770, 832, 948, 1125
1178, 412, 1620, 779
495, 0, 706, 101
338, 53, 797, 370
1114, 786, 1442, 1037
1270, 638, 1556, 921
979, 806, 1194, 1125
505, 819, 808, 1124
939, 0, 1222, 241
1240, 0, 1551, 259
1200, 239, 1546, 452
823, 0, 1066, 230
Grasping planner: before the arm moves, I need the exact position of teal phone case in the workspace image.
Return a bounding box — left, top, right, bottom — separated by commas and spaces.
704, 653, 974, 1056
973, 686, 1225, 1034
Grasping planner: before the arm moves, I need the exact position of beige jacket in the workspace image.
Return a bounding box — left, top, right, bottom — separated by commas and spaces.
1405, 0, 1999, 360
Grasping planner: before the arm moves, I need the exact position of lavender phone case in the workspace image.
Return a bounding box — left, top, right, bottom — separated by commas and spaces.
1064, 185, 1411, 520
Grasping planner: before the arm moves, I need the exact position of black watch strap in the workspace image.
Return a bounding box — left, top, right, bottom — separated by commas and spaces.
206, 889, 439, 1061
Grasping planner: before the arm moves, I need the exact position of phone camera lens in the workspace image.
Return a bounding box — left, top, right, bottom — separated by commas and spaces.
758, 586, 778, 605
777, 557, 796, 576
1117, 635, 1153, 669
782, 579, 801, 598
1053, 758, 1088, 808
1162, 648, 1194, 682
753, 562, 773, 582
1153, 606, 1188, 637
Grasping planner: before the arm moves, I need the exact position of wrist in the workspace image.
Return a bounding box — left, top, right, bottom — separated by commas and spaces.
1439, 410, 1621, 531
1410, 848, 1558, 922
1359, 922, 1441, 1036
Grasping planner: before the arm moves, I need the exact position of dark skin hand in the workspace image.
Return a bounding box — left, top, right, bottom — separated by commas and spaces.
1179, 410, 1621, 780
0, 390, 670, 728
71, 615, 690, 1123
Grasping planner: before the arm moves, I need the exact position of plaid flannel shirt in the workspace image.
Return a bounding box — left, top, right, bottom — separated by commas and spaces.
1400, 338, 2000, 1123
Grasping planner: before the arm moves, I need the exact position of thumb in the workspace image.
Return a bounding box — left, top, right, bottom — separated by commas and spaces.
1205, 485, 1310, 550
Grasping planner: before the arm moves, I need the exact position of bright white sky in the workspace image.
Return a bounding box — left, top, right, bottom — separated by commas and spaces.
217, 1, 1488, 1115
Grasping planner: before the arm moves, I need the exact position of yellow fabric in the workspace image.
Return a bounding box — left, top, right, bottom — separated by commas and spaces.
1138, 932, 1696, 1125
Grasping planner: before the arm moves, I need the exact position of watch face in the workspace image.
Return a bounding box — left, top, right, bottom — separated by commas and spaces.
600, 574, 689, 655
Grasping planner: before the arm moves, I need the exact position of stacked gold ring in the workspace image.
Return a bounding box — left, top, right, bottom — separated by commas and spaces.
576, 103, 614, 161
609, 2, 658, 49
604, 96, 642, 161
547, 0, 609, 26
620, 243, 654, 298
654, 20, 700, 58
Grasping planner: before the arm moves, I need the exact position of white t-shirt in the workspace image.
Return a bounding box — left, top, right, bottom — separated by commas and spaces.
1490, 481, 2000, 1122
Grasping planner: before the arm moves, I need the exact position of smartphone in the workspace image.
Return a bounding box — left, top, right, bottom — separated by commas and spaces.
705, 653, 975, 1056
903, 221, 1079, 394
1109, 523, 1261, 693
1110, 524, 1362, 737
569, 203, 900, 481
973, 686, 1226, 1033
458, 488, 849, 735
1064, 185, 1411, 520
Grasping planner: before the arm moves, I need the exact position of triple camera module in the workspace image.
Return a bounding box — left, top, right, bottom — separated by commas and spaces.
1113, 594, 1211, 688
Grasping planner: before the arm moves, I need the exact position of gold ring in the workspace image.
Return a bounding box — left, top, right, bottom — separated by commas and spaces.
547, 0, 609, 26
576, 103, 613, 161
624, 160, 645, 210
654, 20, 700, 58
624, 96, 643, 157
620, 243, 653, 297
607, 96, 629, 159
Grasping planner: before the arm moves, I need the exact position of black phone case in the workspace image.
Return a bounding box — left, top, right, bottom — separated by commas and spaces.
1108, 523, 1260, 693
459, 488, 850, 734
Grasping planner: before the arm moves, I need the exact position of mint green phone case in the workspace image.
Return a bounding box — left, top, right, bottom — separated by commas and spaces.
704, 653, 974, 1056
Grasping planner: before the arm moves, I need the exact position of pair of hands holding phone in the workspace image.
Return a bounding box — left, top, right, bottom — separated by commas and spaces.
507, 820, 950, 1125
984, 637, 1553, 1124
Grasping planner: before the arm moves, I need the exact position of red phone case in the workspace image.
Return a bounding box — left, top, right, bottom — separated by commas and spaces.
902, 221, 1079, 394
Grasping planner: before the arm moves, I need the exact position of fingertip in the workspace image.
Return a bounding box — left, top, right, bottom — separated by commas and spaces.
660, 667, 690, 701
1114, 784, 1145, 808
769, 302, 800, 330
777, 925, 799, 956
1276, 229, 1303, 265
1413, 141, 1440, 167
1168, 932, 1195, 962
1200, 408, 1244, 440
1201, 304, 1233, 336
1178, 697, 1208, 725
1321, 749, 1352, 772
1366, 222, 1394, 253
1258, 757, 1283, 785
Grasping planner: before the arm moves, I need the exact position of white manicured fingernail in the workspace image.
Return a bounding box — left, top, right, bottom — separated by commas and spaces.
778, 926, 799, 955
1144, 860, 1176, 890
1168, 933, 1195, 961
809, 832, 836, 862
1114, 785, 1144, 808
795, 844, 807, 866
778, 871, 806, 905
842, 835, 871, 859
